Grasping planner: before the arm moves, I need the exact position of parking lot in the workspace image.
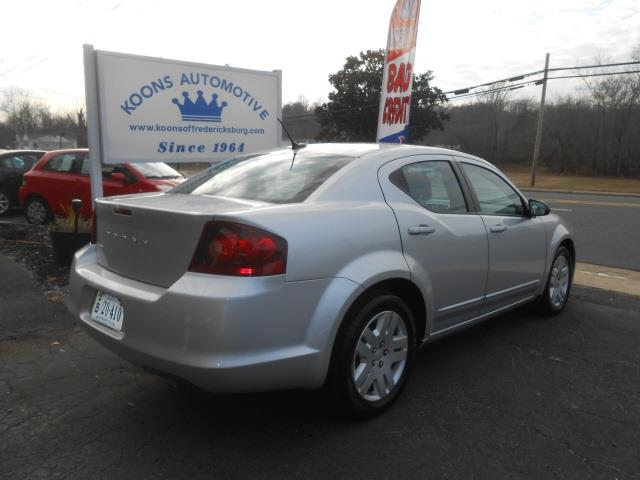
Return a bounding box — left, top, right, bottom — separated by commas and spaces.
2, 251, 639, 479
2, 189, 639, 479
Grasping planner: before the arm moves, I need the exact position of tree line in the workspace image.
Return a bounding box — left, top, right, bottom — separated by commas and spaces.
0, 88, 87, 149
3, 47, 638, 178
283, 47, 640, 178
428, 66, 640, 177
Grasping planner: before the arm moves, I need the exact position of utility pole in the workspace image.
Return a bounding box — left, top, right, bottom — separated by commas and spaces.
530, 52, 550, 187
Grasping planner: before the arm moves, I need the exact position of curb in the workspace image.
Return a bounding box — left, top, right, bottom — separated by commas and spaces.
574, 262, 640, 297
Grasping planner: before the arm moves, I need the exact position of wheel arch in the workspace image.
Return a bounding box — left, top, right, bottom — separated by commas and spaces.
559, 238, 576, 268
341, 277, 428, 344
22, 192, 50, 208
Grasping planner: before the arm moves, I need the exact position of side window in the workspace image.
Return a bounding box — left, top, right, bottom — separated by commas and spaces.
15, 155, 39, 170
461, 163, 525, 216
80, 156, 91, 175
12, 156, 25, 169
389, 160, 468, 213
1, 156, 31, 169
43, 153, 81, 173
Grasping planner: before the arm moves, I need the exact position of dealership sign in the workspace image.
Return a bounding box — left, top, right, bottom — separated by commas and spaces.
86, 49, 282, 164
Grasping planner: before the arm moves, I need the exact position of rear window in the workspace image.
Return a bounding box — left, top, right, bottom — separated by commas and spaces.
171, 150, 355, 204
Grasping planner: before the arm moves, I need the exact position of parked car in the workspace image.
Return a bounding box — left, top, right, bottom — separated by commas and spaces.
66, 144, 575, 416
0, 150, 46, 216
19, 149, 185, 224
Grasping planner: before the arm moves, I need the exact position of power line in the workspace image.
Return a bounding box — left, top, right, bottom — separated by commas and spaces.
548, 70, 640, 80
0, 55, 41, 77
446, 79, 541, 100
444, 59, 640, 98
0, 57, 48, 80
549, 60, 640, 72
442, 70, 544, 95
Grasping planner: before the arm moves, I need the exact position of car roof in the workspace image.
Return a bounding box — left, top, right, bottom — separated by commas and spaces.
41, 148, 89, 155
271, 142, 494, 167
0, 149, 46, 156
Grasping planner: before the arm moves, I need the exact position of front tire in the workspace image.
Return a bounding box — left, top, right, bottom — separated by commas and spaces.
24, 196, 52, 225
325, 293, 416, 418
539, 246, 573, 316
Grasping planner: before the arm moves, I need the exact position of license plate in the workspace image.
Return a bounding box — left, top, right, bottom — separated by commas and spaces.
90, 291, 124, 331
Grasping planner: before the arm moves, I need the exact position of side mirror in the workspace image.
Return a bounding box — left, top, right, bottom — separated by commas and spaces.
529, 199, 550, 217
111, 172, 126, 182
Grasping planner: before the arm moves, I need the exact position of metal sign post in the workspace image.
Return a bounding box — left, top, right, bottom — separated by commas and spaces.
82, 44, 104, 204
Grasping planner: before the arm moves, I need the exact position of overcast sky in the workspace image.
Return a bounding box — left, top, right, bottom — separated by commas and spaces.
1, 0, 639, 112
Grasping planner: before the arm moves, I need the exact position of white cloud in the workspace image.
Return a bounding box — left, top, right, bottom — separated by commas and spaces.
0, 0, 638, 110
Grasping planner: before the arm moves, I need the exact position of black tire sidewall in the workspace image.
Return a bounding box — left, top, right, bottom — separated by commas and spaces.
327, 292, 416, 417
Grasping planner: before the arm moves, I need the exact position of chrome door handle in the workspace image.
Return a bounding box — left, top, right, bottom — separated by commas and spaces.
408, 225, 436, 235
490, 224, 507, 233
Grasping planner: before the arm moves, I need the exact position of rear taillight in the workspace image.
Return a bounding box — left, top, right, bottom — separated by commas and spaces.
90, 213, 97, 244
188, 221, 287, 276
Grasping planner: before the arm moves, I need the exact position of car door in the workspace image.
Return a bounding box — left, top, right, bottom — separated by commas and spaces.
41, 152, 85, 216
1, 156, 22, 202
457, 160, 547, 313
378, 156, 489, 334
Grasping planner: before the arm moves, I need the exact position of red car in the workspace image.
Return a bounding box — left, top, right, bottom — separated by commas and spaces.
19, 149, 185, 224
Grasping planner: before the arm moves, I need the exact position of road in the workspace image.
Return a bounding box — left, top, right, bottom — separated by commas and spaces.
1, 254, 639, 479
525, 191, 640, 271
2, 189, 639, 270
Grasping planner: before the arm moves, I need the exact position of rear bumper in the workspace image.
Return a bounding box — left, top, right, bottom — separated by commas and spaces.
67, 244, 361, 392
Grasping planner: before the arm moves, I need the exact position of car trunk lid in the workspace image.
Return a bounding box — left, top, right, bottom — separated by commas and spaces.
94, 193, 269, 287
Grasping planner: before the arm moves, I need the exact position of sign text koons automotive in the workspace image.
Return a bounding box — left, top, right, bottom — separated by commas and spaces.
93, 50, 282, 163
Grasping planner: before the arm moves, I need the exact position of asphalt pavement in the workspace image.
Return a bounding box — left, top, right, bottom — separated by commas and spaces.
525, 190, 640, 271
2, 254, 639, 479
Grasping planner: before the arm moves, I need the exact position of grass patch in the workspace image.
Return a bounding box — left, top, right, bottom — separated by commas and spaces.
498, 164, 640, 194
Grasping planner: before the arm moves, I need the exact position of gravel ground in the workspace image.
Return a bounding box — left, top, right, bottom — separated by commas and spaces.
0, 222, 70, 303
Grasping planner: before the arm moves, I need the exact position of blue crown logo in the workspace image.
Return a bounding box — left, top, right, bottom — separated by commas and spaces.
171, 90, 227, 122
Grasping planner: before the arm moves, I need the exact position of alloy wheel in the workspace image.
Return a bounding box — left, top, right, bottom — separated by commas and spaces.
27, 200, 47, 224
352, 310, 408, 402
549, 254, 570, 309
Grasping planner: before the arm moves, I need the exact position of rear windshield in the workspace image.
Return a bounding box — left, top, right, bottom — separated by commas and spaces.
171, 150, 355, 203
132, 162, 183, 179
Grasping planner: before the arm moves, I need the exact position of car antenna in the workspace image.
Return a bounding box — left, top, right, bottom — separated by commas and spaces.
277, 118, 306, 171
278, 118, 306, 151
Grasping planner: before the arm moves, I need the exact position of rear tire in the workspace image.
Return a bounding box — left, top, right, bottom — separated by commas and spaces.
24, 196, 52, 225
0, 189, 11, 216
325, 292, 416, 418
538, 246, 573, 316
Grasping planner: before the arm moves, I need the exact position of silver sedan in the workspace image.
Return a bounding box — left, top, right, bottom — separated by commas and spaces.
67, 144, 575, 416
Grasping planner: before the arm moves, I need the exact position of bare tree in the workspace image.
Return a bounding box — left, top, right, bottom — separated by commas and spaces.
1, 88, 39, 136
583, 50, 640, 176
475, 83, 510, 163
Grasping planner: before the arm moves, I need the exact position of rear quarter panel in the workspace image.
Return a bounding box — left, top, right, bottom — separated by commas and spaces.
235, 200, 410, 285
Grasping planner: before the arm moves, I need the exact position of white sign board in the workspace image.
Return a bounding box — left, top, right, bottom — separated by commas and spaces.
93, 50, 282, 164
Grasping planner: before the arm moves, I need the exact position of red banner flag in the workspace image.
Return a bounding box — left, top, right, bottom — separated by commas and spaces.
377, 0, 421, 143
